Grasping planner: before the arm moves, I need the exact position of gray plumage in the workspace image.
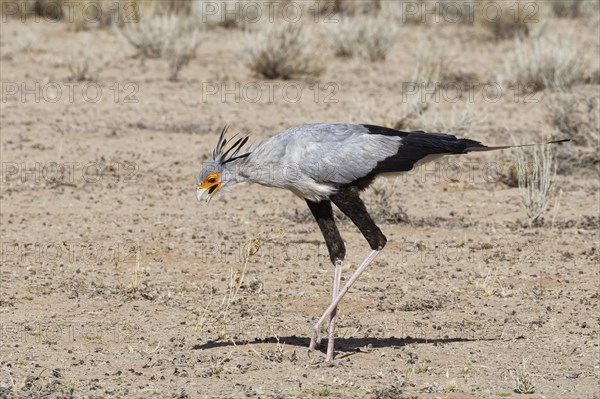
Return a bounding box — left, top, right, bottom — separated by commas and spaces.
195, 122, 568, 364
198, 123, 494, 202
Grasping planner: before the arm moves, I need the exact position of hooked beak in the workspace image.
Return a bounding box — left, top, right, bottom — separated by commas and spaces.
196, 187, 209, 202
196, 183, 221, 204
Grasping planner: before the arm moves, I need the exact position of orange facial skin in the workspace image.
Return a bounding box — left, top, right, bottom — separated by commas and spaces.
197, 172, 222, 194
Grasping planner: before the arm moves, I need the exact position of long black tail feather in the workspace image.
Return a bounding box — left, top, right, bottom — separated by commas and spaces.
364, 123, 570, 175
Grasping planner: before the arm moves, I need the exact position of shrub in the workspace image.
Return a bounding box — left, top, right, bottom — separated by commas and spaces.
476, 0, 538, 39
63, 0, 123, 31
549, 0, 583, 18
309, 0, 382, 17
162, 27, 199, 81
507, 33, 585, 92
516, 144, 557, 225
428, 106, 484, 135
362, 86, 431, 131
510, 360, 536, 394
190, 0, 266, 29
245, 22, 324, 79
118, 12, 199, 81
412, 42, 453, 85
66, 53, 94, 81
327, 14, 396, 61
546, 92, 599, 146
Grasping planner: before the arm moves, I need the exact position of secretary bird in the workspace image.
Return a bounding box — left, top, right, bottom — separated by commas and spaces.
196, 123, 567, 364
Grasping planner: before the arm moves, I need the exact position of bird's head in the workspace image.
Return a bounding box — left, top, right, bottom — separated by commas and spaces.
196, 126, 250, 203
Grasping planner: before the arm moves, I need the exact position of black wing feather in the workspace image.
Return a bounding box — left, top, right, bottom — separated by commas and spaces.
361, 124, 486, 174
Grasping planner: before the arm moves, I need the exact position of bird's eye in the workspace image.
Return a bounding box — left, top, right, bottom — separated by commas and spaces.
205, 173, 219, 184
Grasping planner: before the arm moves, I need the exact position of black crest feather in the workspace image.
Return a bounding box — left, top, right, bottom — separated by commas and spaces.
213, 125, 251, 164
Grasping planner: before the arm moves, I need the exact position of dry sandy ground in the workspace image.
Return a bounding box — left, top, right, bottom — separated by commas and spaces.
1, 6, 599, 399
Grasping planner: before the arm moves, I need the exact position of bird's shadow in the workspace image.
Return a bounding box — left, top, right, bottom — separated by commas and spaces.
192, 335, 494, 357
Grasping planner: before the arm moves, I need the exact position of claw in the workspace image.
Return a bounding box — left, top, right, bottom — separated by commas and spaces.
308, 323, 320, 351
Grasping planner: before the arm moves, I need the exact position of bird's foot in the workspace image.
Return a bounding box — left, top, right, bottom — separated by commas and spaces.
324, 352, 335, 365
308, 359, 338, 368
308, 323, 322, 353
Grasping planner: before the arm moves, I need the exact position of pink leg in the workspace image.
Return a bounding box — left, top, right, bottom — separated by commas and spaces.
324, 259, 343, 363
313, 259, 343, 348
309, 249, 381, 355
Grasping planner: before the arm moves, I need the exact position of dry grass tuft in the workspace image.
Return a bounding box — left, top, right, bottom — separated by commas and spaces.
368, 100, 483, 136
509, 359, 536, 394
64, 0, 122, 31
470, 269, 511, 298
310, 0, 383, 17
436, 0, 477, 24
507, 32, 586, 92
549, 0, 584, 18
546, 92, 600, 146
245, 22, 325, 79
499, 160, 519, 187
119, 13, 179, 58
66, 52, 94, 81
134, 0, 192, 17
0, 0, 62, 19
427, 105, 485, 135
445, 379, 460, 392
515, 144, 557, 225
412, 42, 453, 85
262, 336, 293, 363
363, 91, 431, 131
394, 95, 431, 131
190, 0, 253, 29
118, 12, 199, 81
1, 0, 130, 29
31, 0, 64, 19
0, 0, 28, 18
476, 0, 538, 39
327, 14, 396, 61
369, 177, 409, 223
370, 372, 411, 399
162, 26, 199, 81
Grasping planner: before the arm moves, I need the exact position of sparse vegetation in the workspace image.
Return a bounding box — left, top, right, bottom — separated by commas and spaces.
507, 32, 586, 92
118, 12, 199, 81
327, 14, 396, 61
64, 0, 121, 31
0, 0, 128, 28
190, 0, 254, 29
549, 0, 584, 18
510, 360, 536, 394
66, 52, 96, 81
470, 269, 511, 297
118, 13, 195, 59
436, 0, 477, 24
446, 379, 460, 392
245, 22, 325, 79
393, 93, 431, 130
413, 42, 453, 85
309, 0, 382, 17
476, 0, 538, 39
262, 336, 291, 363
369, 177, 409, 223
3, 0, 599, 396
427, 105, 484, 135
500, 159, 519, 187
162, 25, 199, 81
364, 86, 432, 130
371, 376, 411, 399
546, 92, 600, 146
220, 235, 263, 320
516, 144, 557, 225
